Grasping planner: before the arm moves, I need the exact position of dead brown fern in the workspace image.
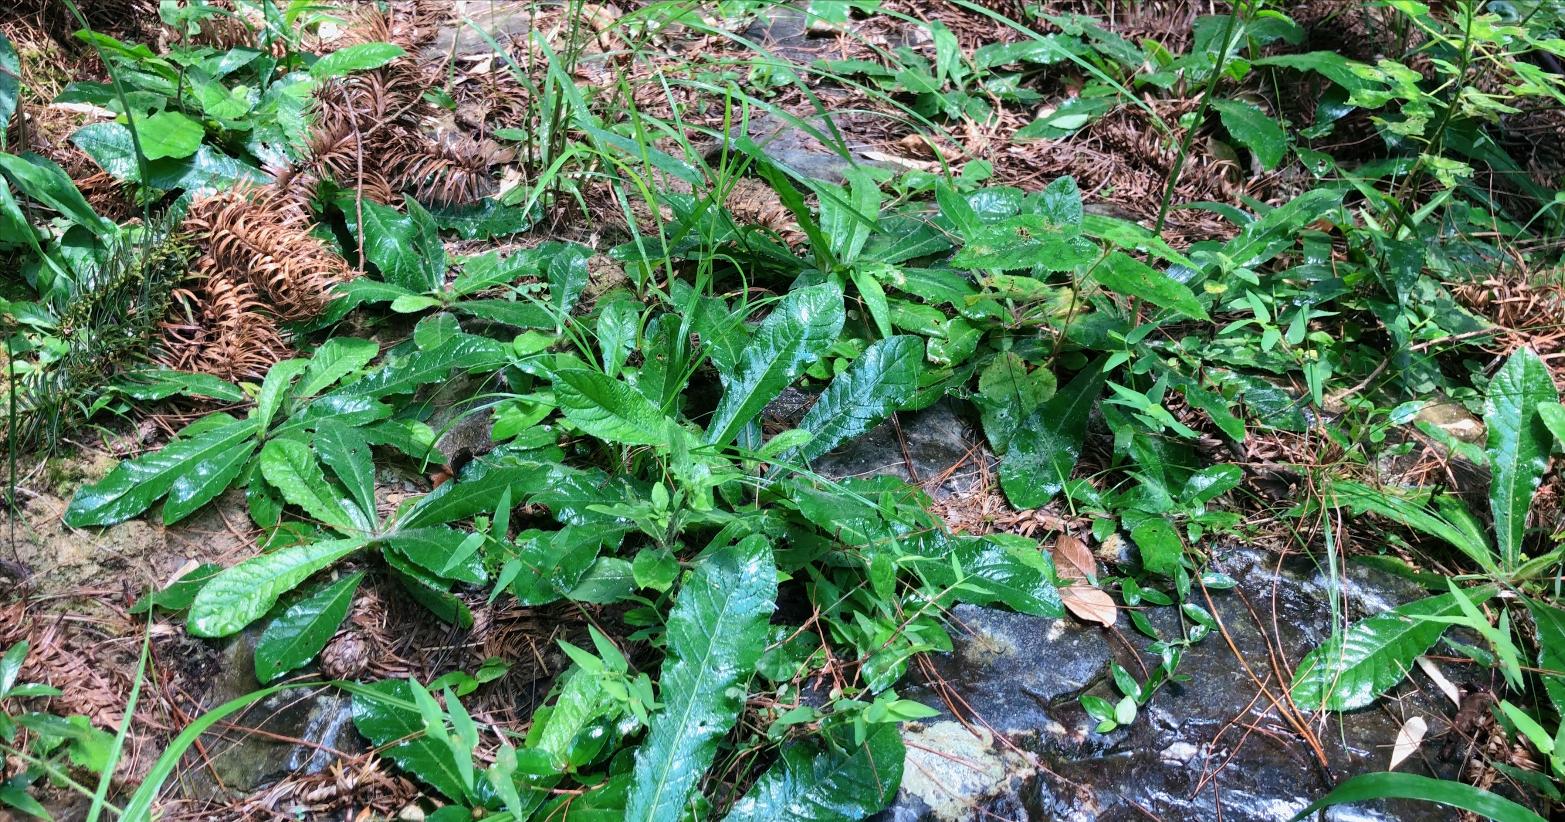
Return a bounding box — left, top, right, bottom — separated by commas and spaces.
160, 261, 290, 383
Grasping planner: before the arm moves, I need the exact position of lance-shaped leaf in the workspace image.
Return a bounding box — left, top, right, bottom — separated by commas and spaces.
254, 571, 364, 682
315, 420, 376, 528
260, 439, 366, 534
999, 361, 1106, 509
1290, 590, 1489, 711
706, 283, 845, 447
553, 368, 673, 448
335, 334, 507, 399
1484, 348, 1557, 569
725, 724, 905, 822
66, 416, 261, 527
626, 536, 777, 820
788, 336, 923, 465
1090, 252, 1208, 320
352, 679, 469, 802
1290, 772, 1546, 822
188, 538, 366, 637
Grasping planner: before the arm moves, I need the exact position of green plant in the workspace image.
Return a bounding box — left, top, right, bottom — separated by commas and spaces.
0, 641, 115, 820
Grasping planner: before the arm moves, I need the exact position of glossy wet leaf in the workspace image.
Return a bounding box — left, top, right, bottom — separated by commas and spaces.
398, 459, 557, 529
1290, 591, 1483, 711
353, 197, 446, 293
335, 334, 506, 399
1212, 98, 1287, 170
553, 368, 673, 448
942, 534, 1064, 617
298, 338, 380, 397
950, 214, 1098, 271
706, 282, 845, 447
1484, 348, 1557, 568
1090, 252, 1208, 320
627, 536, 777, 821
382, 527, 488, 585
260, 438, 365, 534
187, 538, 366, 637
976, 352, 1056, 451
1527, 601, 1565, 713
0, 153, 114, 234
254, 571, 364, 681
315, 420, 376, 525
789, 335, 923, 464
66, 416, 261, 527
1290, 772, 1545, 822
726, 723, 905, 822
1129, 519, 1183, 576
352, 679, 468, 802
0, 32, 17, 143
999, 362, 1106, 508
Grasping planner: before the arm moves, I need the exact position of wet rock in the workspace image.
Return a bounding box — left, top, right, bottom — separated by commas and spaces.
879, 545, 1474, 821
185, 629, 361, 797
810, 400, 983, 500
1415, 398, 1485, 443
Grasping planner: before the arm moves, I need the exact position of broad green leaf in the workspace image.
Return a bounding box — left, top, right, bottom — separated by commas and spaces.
816, 166, 882, 265
950, 214, 1098, 271
298, 338, 380, 397
546, 242, 590, 315
1090, 252, 1208, 320
1129, 519, 1183, 576
352, 197, 446, 293
130, 563, 222, 614
626, 536, 777, 821
136, 111, 204, 160
453, 298, 555, 329
1290, 590, 1486, 711
1539, 402, 1565, 448
0, 153, 114, 234
553, 368, 673, 448
976, 352, 1057, 452
254, 571, 364, 682
567, 557, 637, 604
1527, 600, 1565, 714
112, 369, 245, 404
726, 724, 905, 822
1484, 349, 1557, 568
336, 334, 507, 399
164, 426, 259, 525
1290, 772, 1545, 822
509, 526, 626, 606
706, 283, 845, 446
790, 336, 923, 464
309, 42, 405, 79
254, 358, 309, 431
1, 640, 26, 696
999, 362, 1106, 509
928, 534, 1064, 617
380, 527, 487, 585
1211, 98, 1287, 170
260, 439, 365, 534
398, 459, 559, 529
315, 420, 376, 527
66, 416, 261, 527
188, 538, 366, 637
352, 679, 469, 802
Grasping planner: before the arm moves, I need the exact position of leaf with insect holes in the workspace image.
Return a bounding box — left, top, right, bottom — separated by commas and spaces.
254, 572, 364, 682
627, 536, 777, 821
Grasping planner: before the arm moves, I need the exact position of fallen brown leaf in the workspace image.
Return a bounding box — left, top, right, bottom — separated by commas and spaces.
1062, 584, 1117, 627
1390, 716, 1427, 770
1051, 534, 1096, 583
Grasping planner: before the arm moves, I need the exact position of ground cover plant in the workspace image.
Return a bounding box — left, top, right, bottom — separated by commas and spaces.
1, 0, 1564, 819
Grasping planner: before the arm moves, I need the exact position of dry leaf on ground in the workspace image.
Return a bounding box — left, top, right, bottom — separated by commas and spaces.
1061, 585, 1117, 627
1390, 716, 1427, 770
1051, 534, 1115, 626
